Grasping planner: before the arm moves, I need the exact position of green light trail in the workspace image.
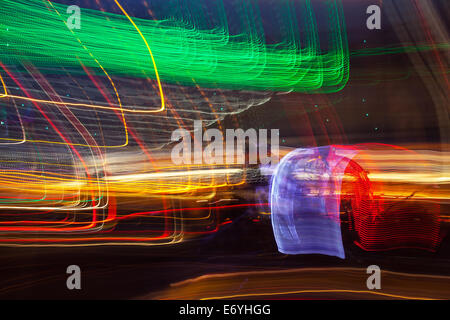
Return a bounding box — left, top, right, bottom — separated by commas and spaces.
0, 0, 349, 93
